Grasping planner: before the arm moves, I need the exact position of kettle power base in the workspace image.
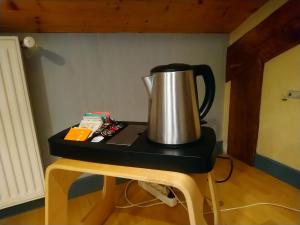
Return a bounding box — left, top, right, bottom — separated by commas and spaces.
48, 122, 217, 173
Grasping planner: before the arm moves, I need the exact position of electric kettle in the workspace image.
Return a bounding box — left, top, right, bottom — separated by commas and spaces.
143, 63, 215, 145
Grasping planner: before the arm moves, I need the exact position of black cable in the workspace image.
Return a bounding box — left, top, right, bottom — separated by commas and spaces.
215, 155, 233, 183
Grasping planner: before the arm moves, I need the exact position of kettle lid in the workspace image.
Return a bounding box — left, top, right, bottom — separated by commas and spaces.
150, 63, 192, 73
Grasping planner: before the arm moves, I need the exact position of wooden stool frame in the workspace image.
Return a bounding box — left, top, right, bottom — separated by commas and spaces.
45, 158, 219, 225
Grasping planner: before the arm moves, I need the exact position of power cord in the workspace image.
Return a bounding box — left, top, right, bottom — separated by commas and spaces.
167, 187, 187, 211
116, 180, 300, 215
215, 154, 233, 183
115, 180, 187, 209
115, 180, 164, 209
204, 202, 300, 214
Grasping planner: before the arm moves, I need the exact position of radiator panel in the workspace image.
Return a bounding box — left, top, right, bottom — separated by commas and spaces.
0, 37, 44, 209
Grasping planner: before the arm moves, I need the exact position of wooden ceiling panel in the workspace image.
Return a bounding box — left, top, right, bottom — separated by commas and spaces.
0, 0, 268, 33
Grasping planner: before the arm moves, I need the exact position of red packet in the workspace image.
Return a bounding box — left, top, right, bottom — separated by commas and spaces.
92, 112, 110, 122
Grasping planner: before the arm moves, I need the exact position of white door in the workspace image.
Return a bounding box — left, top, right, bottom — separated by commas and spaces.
0, 36, 44, 209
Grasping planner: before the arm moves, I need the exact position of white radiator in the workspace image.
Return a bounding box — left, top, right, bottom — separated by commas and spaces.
0, 37, 44, 209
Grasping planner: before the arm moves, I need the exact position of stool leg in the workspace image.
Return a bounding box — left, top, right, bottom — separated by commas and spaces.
175, 175, 208, 225
45, 167, 82, 225
207, 172, 220, 225
81, 176, 116, 225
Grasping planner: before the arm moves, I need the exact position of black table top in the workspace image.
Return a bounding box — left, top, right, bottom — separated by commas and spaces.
48, 122, 217, 173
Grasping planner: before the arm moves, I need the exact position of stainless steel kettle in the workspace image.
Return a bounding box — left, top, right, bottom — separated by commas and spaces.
143, 63, 215, 145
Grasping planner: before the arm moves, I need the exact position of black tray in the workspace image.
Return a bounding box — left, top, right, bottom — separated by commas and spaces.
48, 122, 217, 173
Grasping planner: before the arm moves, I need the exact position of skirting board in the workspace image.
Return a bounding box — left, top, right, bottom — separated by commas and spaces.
255, 154, 300, 189
0, 174, 109, 219
0, 141, 223, 218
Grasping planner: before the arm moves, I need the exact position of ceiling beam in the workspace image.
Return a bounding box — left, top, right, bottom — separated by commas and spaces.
226, 0, 300, 164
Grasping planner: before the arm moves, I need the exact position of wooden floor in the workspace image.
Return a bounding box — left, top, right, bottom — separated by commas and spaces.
1, 158, 299, 225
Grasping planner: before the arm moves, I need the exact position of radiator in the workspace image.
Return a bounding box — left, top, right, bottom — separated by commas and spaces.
0, 37, 44, 209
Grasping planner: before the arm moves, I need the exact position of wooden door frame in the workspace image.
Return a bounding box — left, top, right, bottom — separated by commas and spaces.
226, 0, 300, 165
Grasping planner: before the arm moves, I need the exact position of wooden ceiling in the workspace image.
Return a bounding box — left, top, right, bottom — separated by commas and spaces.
0, 0, 268, 33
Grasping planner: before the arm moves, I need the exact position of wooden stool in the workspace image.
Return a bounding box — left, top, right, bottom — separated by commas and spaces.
45, 158, 220, 225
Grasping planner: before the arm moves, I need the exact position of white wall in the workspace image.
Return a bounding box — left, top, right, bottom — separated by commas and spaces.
16, 33, 227, 167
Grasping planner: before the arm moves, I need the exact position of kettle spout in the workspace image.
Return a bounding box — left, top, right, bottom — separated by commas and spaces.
142, 75, 153, 96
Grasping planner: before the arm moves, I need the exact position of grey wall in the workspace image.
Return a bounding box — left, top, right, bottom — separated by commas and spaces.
16, 33, 227, 167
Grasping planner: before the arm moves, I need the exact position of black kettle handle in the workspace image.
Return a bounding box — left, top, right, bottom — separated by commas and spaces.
192, 65, 215, 120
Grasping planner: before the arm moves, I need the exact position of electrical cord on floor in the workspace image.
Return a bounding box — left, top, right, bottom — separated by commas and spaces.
115, 180, 187, 210
115, 180, 164, 209
204, 202, 300, 214
167, 187, 187, 211
215, 154, 233, 183
116, 180, 300, 215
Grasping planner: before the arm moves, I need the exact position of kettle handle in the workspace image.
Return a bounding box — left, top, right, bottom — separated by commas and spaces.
192, 65, 215, 120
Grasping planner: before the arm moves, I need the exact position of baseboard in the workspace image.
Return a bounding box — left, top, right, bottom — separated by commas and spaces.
255, 154, 300, 189
0, 175, 126, 219
215, 140, 223, 155
0, 198, 44, 219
